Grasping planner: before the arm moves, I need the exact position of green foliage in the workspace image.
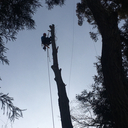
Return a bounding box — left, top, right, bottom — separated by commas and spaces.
43, 0, 128, 127
0, 92, 24, 121
0, 0, 41, 121
76, 0, 95, 26
0, 0, 41, 64
76, 0, 128, 42
45, 0, 65, 9
89, 32, 98, 42
71, 35, 128, 127
0, 42, 9, 65
76, 0, 128, 27
71, 25, 128, 126
71, 58, 115, 128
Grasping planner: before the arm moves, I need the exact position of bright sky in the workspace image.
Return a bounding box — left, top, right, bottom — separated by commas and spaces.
0, 0, 102, 128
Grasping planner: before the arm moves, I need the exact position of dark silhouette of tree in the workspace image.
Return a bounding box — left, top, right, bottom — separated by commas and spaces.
75, 1, 128, 127
0, 43, 9, 65
0, 0, 41, 121
71, 50, 128, 127
0, 92, 24, 121
45, 0, 65, 9
71, 58, 114, 128
45, 1, 128, 127
0, 0, 41, 64
49, 24, 73, 128
71, 33, 128, 127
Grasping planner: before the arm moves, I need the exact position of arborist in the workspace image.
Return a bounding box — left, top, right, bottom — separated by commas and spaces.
41, 33, 51, 51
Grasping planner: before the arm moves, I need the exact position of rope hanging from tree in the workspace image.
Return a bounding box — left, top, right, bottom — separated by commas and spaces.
47, 47, 55, 128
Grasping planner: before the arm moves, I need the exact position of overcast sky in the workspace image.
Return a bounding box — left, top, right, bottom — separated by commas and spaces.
0, 0, 102, 128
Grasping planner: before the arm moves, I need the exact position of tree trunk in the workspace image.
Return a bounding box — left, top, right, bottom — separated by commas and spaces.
49, 24, 73, 128
86, 0, 128, 127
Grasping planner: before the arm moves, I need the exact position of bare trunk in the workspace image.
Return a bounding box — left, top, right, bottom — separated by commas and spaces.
86, 0, 128, 127
49, 24, 73, 128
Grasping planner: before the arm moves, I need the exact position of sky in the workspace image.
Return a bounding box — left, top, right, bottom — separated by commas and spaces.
0, 0, 102, 128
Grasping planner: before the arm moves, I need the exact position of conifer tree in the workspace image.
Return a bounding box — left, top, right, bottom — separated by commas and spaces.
0, 0, 41, 64
47, 1, 128, 127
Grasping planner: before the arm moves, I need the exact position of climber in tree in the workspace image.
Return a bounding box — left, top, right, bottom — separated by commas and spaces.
41, 33, 51, 51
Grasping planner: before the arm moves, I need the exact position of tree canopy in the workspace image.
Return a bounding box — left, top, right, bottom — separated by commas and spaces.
76, 1, 128, 127
1, 0, 128, 126
0, 0, 65, 122
0, 92, 24, 121
76, 0, 128, 27
0, 0, 41, 121
48, 0, 128, 127
71, 58, 114, 128
72, 38, 128, 127
45, 0, 65, 9
0, 0, 41, 64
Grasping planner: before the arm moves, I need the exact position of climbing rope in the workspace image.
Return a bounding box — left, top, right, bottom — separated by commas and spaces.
46, 47, 55, 128
68, 0, 76, 96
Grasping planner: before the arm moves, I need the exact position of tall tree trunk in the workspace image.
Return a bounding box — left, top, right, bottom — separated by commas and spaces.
86, 0, 128, 127
49, 24, 73, 128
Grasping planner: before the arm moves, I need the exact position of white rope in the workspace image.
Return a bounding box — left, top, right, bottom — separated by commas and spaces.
68, 0, 76, 96
47, 48, 55, 128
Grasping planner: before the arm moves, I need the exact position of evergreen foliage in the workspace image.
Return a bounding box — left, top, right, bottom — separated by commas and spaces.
76, 0, 128, 26
46, 1, 128, 127
71, 29, 128, 127
0, 92, 24, 121
45, 0, 65, 9
76, 1, 128, 127
0, 0, 41, 64
72, 58, 114, 128
0, 0, 41, 121
72, 46, 128, 127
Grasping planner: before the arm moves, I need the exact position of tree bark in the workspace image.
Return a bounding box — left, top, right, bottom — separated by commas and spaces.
86, 0, 128, 127
49, 24, 73, 128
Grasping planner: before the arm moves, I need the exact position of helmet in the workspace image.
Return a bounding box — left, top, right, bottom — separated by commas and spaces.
43, 33, 46, 36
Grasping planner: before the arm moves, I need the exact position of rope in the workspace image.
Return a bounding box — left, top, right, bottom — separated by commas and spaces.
47, 48, 55, 128
68, 0, 76, 96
